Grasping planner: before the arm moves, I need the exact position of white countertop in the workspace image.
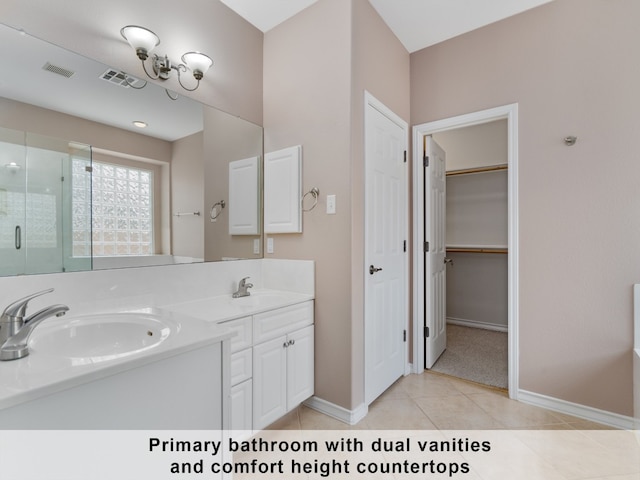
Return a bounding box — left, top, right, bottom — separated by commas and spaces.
0, 307, 232, 411
162, 288, 314, 323
0, 289, 313, 412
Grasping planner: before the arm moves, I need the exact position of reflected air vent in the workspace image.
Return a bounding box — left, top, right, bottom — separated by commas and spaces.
42, 62, 75, 78
99, 69, 145, 88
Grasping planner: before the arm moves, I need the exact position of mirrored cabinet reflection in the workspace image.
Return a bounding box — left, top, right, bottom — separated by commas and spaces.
0, 126, 92, 276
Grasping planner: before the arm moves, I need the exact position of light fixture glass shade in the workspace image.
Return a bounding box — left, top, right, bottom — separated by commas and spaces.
181, 52, 213, 77
120, 25, 160, 55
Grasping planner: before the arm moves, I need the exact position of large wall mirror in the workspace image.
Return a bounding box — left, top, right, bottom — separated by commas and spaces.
0, 23, 263, 277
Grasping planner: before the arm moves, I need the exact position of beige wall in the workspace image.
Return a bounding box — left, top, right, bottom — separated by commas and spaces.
264, 0, 409, 410
203, 107, 263, 261
434, 119, 508, 171
350, 0, 411, 407
412, 0, 640, 416
171, 132, 204, 259
0, 97, 171, 162
1, 0, 263, 125
264, 0, 353, 409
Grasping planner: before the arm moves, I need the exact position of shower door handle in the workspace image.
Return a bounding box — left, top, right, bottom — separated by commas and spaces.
15, 225, 21, 250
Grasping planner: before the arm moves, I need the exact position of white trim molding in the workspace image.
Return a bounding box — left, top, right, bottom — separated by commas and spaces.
447, 317, 508, 333
304, 396, 368, 426
518, 390, 636, 430
412, 103, 519, 400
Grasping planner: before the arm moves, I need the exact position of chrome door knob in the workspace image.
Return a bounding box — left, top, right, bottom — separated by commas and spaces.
369, 265, 383, 275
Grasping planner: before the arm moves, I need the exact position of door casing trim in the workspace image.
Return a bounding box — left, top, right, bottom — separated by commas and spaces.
411, 103, 519, 399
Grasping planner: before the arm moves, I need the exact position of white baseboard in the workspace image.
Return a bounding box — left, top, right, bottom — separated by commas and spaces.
447, 317, 508, 333
518, 389, 636, 430
303, 396, 368, 426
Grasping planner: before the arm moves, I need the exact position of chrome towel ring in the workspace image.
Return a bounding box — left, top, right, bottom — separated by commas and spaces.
301, 187, 319, 212
210, 200, 226, 220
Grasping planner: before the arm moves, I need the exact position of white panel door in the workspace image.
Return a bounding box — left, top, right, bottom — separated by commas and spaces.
264, 145, 302, 233
228, 156, 260, 235
364, 94, 408, 405
425, 136, 447, 368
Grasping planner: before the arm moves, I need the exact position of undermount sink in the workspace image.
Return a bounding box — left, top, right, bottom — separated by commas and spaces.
29, 312, 174, 365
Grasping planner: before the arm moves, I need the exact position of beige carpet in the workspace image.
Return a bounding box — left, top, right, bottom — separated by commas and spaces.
430, 324, 508, 389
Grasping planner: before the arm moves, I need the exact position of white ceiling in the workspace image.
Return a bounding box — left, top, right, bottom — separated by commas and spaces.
221, 0, 554, 52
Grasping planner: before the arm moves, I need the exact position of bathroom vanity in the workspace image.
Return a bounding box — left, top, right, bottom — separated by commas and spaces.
0, 309, 233, 429
164, 290, 314, 431
0, 258, 315, 431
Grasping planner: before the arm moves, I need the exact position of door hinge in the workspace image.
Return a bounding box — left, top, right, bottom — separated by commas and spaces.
424, 241, 429, 252
423, 154, 429, 168
85, 166, 93, 173
403, 240, 407, 252
61, 176, 65, 182
403, 330, 407, 342
403, 150, 407, 163
424, 326, 430, 338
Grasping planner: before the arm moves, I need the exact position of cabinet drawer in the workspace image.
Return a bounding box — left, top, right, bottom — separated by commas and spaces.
253, 301, 313, 344
230, 348, 252, 386
220, 316, 252, 353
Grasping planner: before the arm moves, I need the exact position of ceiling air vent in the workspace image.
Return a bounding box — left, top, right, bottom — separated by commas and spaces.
42, 62, 75, 78
99, 69, 145, 89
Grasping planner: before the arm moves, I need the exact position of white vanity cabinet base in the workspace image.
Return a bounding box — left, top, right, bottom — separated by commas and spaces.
0, 343, 225, 429
253, 334, 288, 428
251, 302, 315, 431
230, 379, 253, 431
221, 300, 314, 432
287, 325, 314, 408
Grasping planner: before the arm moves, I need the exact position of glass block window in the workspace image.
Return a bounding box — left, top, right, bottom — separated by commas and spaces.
71, 158, 92, 257
88, 162, 154, 256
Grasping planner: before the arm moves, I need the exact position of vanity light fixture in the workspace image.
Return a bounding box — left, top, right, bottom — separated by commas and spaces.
120, 25, 213, 95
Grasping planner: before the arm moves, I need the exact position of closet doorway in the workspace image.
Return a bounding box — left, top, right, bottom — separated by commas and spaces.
431, 121, 508, 389
412, 104, 519, 399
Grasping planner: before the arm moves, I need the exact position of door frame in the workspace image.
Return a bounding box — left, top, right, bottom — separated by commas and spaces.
364, 91, 410, 405
412, 103, 519, 399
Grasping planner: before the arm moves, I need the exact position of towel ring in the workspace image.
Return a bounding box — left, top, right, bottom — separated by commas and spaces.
210, 200, 226, 220
302, 187, 319, 212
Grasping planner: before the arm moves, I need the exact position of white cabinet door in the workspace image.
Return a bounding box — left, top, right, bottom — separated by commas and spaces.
263, 145, 302, 233
287, 325, 314, 409
253, 335, 287, 430
230, 379, 252, 431
228, 156, 260, 235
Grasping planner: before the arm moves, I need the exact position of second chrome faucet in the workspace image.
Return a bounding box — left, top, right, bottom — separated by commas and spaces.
232, 277, 253, 298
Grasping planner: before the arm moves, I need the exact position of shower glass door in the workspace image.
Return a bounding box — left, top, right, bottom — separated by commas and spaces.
0, 127, 27, 276
0, 127, 92, 276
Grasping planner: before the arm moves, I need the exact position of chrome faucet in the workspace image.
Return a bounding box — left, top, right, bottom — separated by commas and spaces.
232, 277, 253, 298
0, 288, 69, 361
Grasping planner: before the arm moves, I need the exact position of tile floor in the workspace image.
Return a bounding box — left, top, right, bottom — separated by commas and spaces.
268, 371, 614, 431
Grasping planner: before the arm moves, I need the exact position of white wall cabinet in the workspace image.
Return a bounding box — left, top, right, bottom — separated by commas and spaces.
263, 145, 302, 233
220, 301, 314, 432
228, 156, 260, 235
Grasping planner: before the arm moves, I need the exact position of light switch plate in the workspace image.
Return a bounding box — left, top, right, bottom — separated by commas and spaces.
327, 194, 336, 214
253, 239, 260, 254
267, 237, 274, 254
